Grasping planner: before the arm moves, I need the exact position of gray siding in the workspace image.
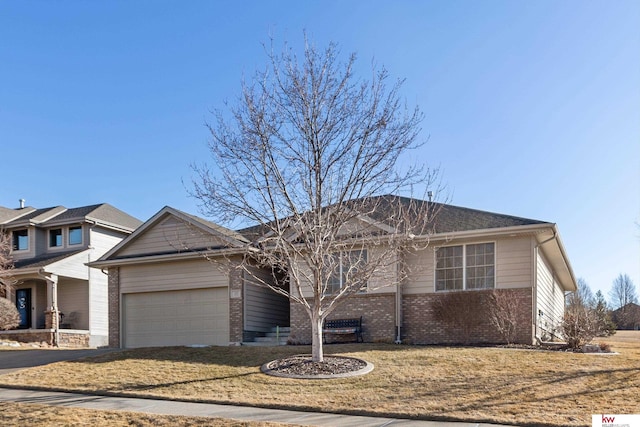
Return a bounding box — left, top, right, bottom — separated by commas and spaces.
117, 216, 225, 258
536, 250, 565, 339
404, 236, 534, 294
495, 237, 532, 289
119, 259, 228, 294
58, 279, 89, 330
244, 266, 289, 332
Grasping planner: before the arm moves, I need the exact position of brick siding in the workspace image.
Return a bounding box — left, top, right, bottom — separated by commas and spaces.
107, 267, 120, 348
403, 288, 533, 345
289, 293, 397, 344
228, 263, 243, 344
290, 288, 533, 346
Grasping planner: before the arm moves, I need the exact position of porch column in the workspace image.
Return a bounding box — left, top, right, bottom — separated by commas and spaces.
43, 273, 60, 346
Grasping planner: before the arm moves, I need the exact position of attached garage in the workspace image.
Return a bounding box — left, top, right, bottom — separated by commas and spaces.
122, 288, 229, 348
89, 206, 252, 348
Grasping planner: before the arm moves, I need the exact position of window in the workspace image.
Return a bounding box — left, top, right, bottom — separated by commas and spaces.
49, 228, 63, 247
12, 229, 28, 251
436, 243, 495, 291
326, 250, 368, 295
68, 226, 82, 245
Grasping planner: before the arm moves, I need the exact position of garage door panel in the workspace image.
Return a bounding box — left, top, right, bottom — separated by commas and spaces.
123, 288, 229, 348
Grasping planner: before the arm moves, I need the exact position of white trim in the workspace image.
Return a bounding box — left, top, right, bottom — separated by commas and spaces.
433, 241, 496, 292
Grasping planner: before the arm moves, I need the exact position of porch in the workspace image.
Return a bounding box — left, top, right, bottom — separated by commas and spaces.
2, 275, 95, 347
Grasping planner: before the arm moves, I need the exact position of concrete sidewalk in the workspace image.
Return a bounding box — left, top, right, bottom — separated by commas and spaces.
0, 387, 516, 427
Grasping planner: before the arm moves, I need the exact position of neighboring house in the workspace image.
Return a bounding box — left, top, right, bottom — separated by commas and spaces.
611, 303, 640, 330
91, 196, 577, 348
0, 201, 141, 347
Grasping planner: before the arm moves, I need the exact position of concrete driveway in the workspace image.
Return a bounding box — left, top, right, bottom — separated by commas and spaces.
0, 348, 120, 375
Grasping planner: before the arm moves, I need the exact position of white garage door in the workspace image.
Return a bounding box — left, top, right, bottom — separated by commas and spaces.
123, 288, 229, 348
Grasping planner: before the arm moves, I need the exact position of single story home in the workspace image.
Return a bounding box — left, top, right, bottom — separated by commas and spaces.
90, 196, 577, 348
611, 302, 640, 330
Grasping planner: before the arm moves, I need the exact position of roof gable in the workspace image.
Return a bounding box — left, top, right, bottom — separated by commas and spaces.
97, 206, 248, 262
0, 203, 141, 232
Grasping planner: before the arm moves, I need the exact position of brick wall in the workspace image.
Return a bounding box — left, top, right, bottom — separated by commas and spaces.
289, 293, 397, 344
289, 288, 533, 346
402, 288, 533, 345
107, 267, 120, 348
228, 262, 243, 344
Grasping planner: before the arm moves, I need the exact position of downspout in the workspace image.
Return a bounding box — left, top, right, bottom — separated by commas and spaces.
533, 229, 557, 343
395, 251, 403, 344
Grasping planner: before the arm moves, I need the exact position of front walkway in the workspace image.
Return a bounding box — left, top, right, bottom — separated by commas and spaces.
0, 387, 517, 427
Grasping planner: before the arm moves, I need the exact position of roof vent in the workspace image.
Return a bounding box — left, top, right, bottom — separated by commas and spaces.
19, 198, 25, 209
427, 191, 433, 202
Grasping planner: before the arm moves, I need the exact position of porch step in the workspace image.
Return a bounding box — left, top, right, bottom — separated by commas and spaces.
242, 325, 290, 346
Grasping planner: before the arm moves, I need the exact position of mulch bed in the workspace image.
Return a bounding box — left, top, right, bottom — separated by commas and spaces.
261, 354, 371, 379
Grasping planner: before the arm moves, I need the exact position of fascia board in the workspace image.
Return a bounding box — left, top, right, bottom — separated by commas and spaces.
0, 207, 36, 226
423, 223, 553, 243
88, 246, 245, 268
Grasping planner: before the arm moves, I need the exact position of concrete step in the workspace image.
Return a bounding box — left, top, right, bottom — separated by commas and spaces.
243, 338, 288, 346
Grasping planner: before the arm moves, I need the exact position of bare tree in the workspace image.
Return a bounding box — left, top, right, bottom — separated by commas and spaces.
609, 274, 638, 310
562, 278, 599, 349
192, 38, 439, 362
0, 228, 19, 330
610, 273, 638, 328
0, 228, 15, 299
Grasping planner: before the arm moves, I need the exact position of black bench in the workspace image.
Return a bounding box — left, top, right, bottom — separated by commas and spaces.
322, 317, 363, 343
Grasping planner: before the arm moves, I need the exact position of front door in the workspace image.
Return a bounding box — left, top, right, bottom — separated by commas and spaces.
15, 288, 32, 329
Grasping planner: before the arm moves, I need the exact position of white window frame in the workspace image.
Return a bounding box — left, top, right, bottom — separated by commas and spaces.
326, 249, 368, 295
434, 241, 496, 291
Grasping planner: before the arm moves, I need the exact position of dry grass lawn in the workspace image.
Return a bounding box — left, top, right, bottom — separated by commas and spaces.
1, 331, 639, 427
0, 402, 293, 426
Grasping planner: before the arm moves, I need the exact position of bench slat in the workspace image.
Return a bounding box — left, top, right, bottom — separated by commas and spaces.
322, 316, 363, 343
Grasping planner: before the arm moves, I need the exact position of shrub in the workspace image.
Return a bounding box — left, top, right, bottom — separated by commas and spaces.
562, 304, 598, 349
0, 297, 20, 330
487, 290, 520, 344
599, 342, 611, 353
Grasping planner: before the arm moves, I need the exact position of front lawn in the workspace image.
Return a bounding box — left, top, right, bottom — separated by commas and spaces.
1, 332, 639, 427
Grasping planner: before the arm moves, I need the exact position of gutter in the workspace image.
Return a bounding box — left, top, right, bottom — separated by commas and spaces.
88, 246, 248, 268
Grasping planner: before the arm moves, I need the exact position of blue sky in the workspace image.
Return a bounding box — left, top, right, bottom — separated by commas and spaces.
1, 1, 638, 300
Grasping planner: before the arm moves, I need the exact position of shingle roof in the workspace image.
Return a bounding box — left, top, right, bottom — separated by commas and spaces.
13, 249, 86, 270
1, 203, 142, 231
235, 194, 549, 239
366, 195, 548, 233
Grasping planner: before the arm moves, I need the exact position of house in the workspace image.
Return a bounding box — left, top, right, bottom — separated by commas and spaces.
611, 303, 640, 330
0, 201, 141, 347
91, 196, 577, 348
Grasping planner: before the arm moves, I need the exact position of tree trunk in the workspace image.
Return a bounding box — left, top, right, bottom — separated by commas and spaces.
310, 311, 324, 362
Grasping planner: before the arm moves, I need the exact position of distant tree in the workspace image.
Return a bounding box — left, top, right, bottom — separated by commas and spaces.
610, 274, 638, 329
609, 274, 638, 310
192, 37, 439, 362
571, 278, 595, 308
593, 290, 616, 336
